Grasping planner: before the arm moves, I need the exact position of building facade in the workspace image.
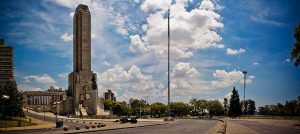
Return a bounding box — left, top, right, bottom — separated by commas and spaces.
23, 86, 67, 112
0, 39, 15, 89
104, 89, 116, 101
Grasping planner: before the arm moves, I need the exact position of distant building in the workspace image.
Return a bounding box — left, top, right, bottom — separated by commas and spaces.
0, 39, 16, 89
104, 89, 116, 101
23, 86, 67, 112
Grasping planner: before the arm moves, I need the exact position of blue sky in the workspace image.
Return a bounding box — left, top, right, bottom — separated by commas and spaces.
0, 0, 299, 107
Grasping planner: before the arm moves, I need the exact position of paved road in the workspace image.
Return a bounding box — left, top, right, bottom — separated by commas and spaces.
86, 119, 218, 134
230, 120, 300, 134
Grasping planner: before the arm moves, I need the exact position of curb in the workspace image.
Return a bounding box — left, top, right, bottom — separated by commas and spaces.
217, 119, 227, 134
63, 123, 168, 134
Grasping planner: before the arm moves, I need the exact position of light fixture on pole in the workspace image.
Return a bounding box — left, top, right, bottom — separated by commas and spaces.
2, 95, 10, 131
242, 70, 247, 114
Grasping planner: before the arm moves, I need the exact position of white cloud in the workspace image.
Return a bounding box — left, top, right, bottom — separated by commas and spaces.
102, 61, 111, 66
140, 0, 171, 12
169, 62, 205, 96
60, 33, 73, 42
200, 0, 215, 10
24, 74, 55, 84
171, 62, 198, 78
133, 0, 141, 4
97, 65, 159, 101
253, 62, 259, 65
129, 35, 147, 52
211, 70, 255, 88
53, 0, 77, 8
284, 58, 291, 63
226, 48, 245, 55
249, 75, 255, 79
69, 12, 74, 18
131, 0, 224, 58
58, 73, 68, 78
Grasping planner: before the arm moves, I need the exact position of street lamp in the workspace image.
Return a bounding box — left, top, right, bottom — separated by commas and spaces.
43, 105, 46, 121
53, 101, 61, 122
242, 70, 247, 115
1, 95, 10, 131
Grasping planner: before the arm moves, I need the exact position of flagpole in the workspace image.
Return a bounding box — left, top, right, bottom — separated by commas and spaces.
167, 7, 170, 117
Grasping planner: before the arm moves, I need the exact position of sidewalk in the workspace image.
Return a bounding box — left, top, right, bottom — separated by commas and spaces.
226, 120, 257, 134
62, 121, 170, 134
25, 109, 164, 122
205, 120, 223, 134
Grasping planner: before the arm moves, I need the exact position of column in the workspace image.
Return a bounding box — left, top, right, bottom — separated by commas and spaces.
41, 96, 43, 105
46, 95, 48, 105
38, 96, 40, 105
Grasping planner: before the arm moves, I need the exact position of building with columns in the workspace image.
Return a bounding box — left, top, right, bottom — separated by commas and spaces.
23, 86, 66, 112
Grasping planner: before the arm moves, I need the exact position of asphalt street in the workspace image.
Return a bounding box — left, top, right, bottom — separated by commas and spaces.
86, 119, 218, 134
229, 120, 300, 134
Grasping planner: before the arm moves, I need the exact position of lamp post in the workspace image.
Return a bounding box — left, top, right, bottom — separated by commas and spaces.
140, 99, 142, 118
167, 6, 171, 117
242, 70, 247, 115
44, 105, 46, 121
53, 101, 61, 122
2, 95, 10, 131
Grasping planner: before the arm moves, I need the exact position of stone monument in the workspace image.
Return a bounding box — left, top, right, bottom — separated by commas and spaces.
68, 4, 98, 116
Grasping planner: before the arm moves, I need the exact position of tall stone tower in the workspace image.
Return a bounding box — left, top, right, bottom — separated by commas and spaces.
68, 4, 98, 115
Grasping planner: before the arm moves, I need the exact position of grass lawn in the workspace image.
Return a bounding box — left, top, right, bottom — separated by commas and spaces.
0, 118, 37, 128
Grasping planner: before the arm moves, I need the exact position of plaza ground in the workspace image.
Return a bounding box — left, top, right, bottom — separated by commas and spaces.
1, 110, 300, 134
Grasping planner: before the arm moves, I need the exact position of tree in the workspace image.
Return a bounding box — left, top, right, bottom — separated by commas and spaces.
196, 99, 208, 116
150, 102, 167, 117
241, 99, 256, 115
285, 100, 298, 117
207, 100, 224, 117
247, 99, 256, 115
103, 99, 116, 110
228, 86, 242, 117
258, 106, 268, 115
291, 24, 300, 66
130, 99, 147, 116
190, 98, 198, 116
224, 98, 229, 116
170, 102, 190, 117
0, 80, 25, 119
111, 102, 131, 116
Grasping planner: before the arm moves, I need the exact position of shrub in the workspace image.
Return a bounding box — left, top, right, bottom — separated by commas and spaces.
85, 125, 90, 129
63, 126, 68, 131
100, 123, 106, 127
76, 126, 80, 130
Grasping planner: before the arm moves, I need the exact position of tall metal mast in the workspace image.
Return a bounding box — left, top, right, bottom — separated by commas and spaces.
167, 7, 170, 116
